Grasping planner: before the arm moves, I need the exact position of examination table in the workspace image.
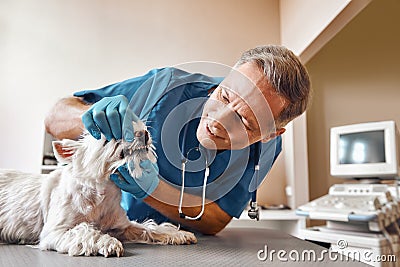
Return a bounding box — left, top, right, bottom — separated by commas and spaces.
0, 228, 366, 267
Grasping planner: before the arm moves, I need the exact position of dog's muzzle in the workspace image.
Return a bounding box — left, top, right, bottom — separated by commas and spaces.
135, 130, 150, 148
119, 129, 151, 159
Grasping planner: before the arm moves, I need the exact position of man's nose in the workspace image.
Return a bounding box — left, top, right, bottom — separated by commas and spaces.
208, 105, 239, 131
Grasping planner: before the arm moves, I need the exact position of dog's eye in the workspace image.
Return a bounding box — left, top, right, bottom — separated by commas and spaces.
119, 150, 124, 159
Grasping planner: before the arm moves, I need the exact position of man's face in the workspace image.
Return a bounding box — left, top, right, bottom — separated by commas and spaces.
197, 62, 288, 150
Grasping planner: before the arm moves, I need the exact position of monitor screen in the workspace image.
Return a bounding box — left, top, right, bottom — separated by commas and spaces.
330, 120, 400, 178
339, 130, 386, 164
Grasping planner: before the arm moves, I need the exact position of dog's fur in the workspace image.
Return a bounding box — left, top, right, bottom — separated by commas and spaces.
0, 120, 196, 257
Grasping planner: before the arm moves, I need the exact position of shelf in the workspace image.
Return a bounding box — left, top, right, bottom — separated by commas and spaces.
40, 165, 57, 174
41, 165, 57, 170
235, 209, 301, 221
228, 209, 306, 238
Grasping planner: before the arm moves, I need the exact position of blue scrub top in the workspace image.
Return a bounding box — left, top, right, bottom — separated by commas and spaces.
74, 67, 282, 223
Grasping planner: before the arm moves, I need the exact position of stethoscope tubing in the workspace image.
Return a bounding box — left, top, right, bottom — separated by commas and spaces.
179, 147, 209, 220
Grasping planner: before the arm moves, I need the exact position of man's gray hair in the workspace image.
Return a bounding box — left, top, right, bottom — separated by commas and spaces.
235, 45, 311, 128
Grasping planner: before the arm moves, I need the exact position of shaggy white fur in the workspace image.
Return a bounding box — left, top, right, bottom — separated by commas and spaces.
0, 120, 196, 257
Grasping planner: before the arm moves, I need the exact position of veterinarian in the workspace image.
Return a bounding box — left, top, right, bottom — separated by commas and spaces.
45, 45, 311, 235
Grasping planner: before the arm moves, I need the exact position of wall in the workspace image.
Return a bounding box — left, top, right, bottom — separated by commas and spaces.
0, 0, 280, 173
278, 0, 371, 208
306, 0, 400, 200
279, 0, 351, 57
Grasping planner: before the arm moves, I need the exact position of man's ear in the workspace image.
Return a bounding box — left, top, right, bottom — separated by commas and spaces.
261, 128, 286, 143
52, 140, 76, 165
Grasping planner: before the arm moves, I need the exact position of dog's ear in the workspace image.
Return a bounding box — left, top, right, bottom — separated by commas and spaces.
52, 140, 75, 165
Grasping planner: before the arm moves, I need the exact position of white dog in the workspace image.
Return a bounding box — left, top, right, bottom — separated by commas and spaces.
0, 120, 196, 257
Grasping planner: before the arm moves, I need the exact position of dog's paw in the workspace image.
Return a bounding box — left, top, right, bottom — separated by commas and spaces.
169, 230, 197, 245
97, 235, 124, 257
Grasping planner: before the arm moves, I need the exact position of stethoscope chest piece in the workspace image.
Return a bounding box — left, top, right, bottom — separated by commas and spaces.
248, 198, 260, 221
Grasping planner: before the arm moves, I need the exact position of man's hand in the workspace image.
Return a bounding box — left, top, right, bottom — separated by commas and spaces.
111, 160, 160, 199
81, 95, 138, 141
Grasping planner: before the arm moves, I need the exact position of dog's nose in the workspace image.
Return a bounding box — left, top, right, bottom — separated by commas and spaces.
134, 130, 150, 145
135, 131, 144, 138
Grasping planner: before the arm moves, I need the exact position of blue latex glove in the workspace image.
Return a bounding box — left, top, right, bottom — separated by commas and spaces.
110, 160, 160, 199
82, 95, 138, 142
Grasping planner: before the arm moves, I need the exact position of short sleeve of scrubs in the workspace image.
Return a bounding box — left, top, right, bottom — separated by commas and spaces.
73, 68, 164, 104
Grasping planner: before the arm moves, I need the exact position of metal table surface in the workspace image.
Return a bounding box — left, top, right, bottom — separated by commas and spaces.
0, 228, 367, 267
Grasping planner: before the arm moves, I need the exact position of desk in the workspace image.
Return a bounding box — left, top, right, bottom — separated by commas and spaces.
0, 228, 365, 267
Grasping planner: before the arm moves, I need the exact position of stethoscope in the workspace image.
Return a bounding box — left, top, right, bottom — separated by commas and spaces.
178, 130, 262, 221
178, 146, 210, 221
248, 141, 261, 221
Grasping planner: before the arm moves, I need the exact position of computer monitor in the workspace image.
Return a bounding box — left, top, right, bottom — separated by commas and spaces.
330, 120, 400, 179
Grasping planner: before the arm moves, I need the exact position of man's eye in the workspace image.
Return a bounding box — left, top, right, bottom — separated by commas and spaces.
219, 89, 230, 103
239, 114, 254, 130
241, 118, 251, 129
